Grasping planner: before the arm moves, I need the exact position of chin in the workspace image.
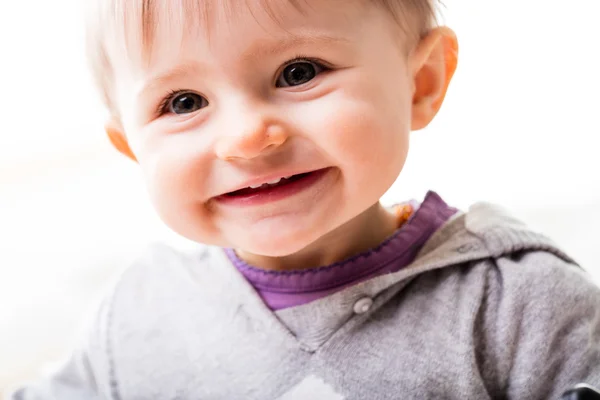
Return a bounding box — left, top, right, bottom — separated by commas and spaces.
239, 231, 321, 258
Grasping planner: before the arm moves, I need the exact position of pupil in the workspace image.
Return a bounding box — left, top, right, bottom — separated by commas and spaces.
285, 63, 315, 86
171, 93, 205, 114
179, 96, 194, 110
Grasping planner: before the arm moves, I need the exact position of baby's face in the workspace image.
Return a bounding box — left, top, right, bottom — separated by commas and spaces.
111, 0, 417, 257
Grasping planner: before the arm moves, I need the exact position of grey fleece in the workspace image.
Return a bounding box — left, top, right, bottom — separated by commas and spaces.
9, 202, 600, 399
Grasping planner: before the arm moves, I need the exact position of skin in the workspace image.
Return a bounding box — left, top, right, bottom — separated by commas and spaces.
105, 0, 458, 271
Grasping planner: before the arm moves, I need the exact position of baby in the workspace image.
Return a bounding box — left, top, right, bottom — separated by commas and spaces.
11, 0, 600, 399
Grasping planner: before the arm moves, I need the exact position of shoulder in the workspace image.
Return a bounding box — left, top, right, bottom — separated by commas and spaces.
461, 201, 599, 303
484, 250, 599, 317
461, 207, 600, 397
451, 207, 600, 396
421, 200, 600, 343
78, 243, 229, 338
109, 242, 228, 306
84, 242, 236, 355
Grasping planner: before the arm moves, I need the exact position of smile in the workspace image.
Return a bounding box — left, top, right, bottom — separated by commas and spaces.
216, 168, 332, 206
228, 173, 311, 196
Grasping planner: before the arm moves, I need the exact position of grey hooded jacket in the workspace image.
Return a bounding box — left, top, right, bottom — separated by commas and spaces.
10, 202, 600, 399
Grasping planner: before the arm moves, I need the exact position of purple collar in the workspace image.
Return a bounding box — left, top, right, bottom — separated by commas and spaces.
225, 191, 457, 310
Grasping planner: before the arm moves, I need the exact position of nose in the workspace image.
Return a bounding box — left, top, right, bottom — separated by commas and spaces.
214, 103, 289, 161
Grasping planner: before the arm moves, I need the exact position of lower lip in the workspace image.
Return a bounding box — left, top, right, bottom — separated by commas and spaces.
215, 168, 331, 207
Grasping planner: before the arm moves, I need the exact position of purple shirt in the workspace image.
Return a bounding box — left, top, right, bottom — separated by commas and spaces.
225, 191, 457, 310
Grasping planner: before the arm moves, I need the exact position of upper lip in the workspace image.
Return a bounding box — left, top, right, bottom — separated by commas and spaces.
217, 168, 325, 197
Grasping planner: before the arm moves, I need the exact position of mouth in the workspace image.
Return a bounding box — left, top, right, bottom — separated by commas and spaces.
225, 172, 312, 197
216, 168, 331, 206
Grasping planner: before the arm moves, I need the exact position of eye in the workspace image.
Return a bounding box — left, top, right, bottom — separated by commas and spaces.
166, 92, 208, 115
276, 60, 326, 88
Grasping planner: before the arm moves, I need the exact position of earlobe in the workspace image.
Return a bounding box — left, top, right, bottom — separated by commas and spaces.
105, 119, 137, 162
410, 27, 459, 131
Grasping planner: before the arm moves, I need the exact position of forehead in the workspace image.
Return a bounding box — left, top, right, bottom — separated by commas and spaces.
103, 0, 375, 72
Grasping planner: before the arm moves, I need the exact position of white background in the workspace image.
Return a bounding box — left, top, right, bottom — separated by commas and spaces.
1, 0, 599, 394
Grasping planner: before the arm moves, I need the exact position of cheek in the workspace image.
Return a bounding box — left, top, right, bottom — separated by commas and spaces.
334, 109, 409, 194
135, 133, 217, 237
299, 83, 411, 190
134, 127, 212, 199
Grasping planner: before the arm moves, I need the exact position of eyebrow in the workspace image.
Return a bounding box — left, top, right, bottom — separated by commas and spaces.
137, 62, 207, 100
240, 33, 351, 60
137, 33, 350, 99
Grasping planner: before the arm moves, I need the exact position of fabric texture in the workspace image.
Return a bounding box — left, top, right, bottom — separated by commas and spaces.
10, 199, 600, 400
226, 191, 457, 310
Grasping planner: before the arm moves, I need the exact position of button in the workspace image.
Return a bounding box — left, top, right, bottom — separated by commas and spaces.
353, 297, 374, 314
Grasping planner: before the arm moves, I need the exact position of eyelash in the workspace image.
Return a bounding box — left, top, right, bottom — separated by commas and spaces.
279, 55, 331, 74
155, 56, 332, 116
156, 89, 187, 116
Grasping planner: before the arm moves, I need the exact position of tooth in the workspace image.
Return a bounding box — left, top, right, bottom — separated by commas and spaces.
266, 178, 282, 185
249, 184, 263, 189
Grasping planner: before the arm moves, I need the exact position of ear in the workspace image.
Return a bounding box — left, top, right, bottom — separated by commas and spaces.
105, 118, 137, 162
410, 27, 459, 131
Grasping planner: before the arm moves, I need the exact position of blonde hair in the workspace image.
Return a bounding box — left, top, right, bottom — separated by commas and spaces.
85, 0, 439, 117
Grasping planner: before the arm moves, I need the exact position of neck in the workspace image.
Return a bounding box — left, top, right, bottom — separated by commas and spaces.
237, 202, 399, 272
